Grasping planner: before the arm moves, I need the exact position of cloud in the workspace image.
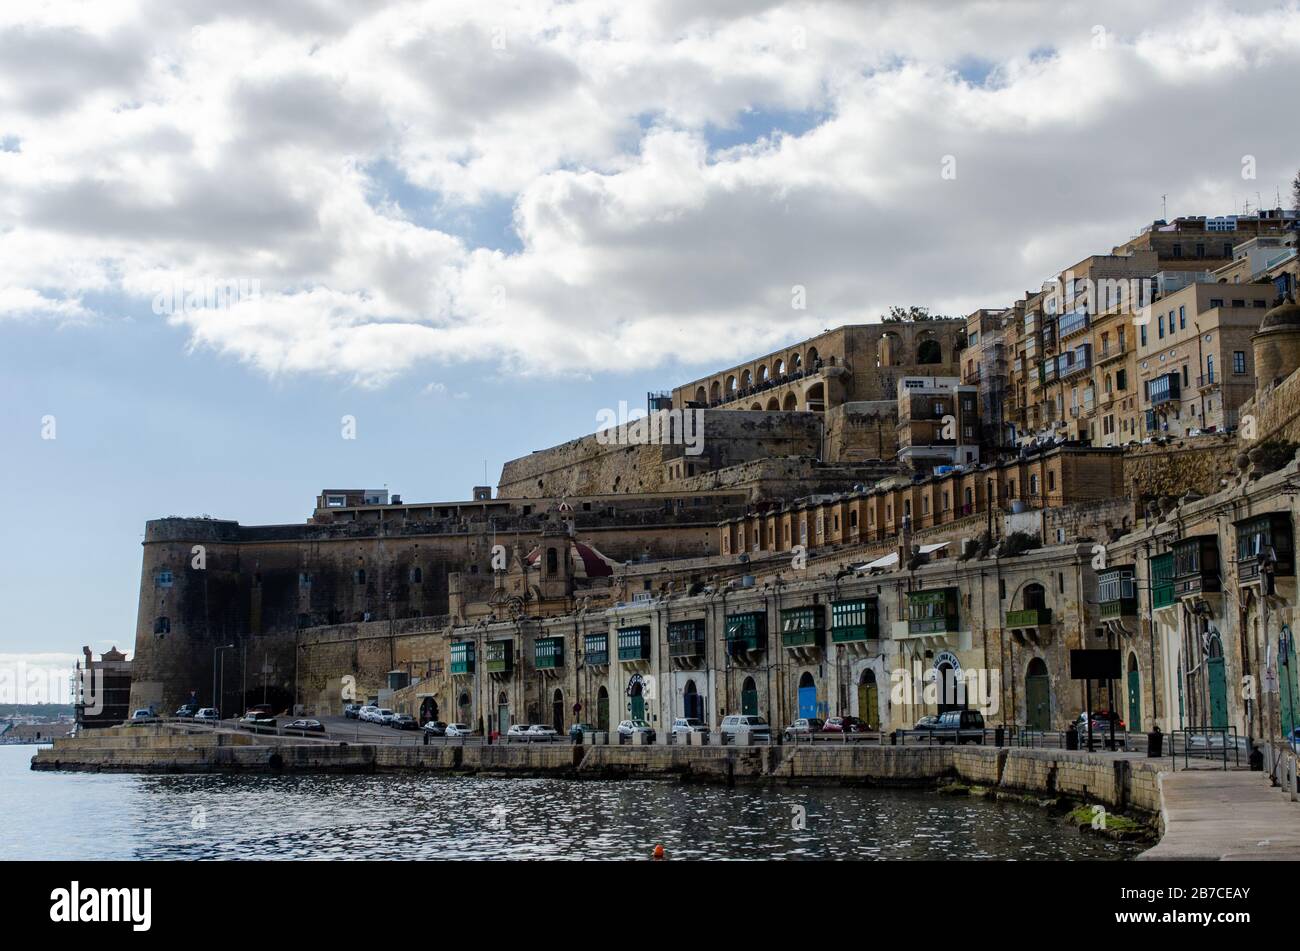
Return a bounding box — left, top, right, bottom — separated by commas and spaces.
2, 0, 1299, 384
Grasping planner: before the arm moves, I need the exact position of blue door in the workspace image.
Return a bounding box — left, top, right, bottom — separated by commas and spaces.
797, 672, 817, 719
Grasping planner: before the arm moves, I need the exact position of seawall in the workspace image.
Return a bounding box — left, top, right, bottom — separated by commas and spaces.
31, 729, 1165, 814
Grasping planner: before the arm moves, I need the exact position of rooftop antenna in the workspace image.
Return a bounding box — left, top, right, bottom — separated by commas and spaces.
1161, 194, 1167, 219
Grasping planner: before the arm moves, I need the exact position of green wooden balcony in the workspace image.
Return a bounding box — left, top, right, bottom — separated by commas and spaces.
485, 641, 513, 675
830, 599, 878, 643
450, 642, 475, 675
1005, 607, 1052, 628
617, 626, 651, 662
725, 612, 767, 654
667, 620, 706, 659
1151, 552, 1175, 609
583, 634, 610, 667
534, 637, 564, 669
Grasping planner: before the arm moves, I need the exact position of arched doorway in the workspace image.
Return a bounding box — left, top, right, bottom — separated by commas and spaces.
782, 392, 798, 411
596, 686, 609, 732
419, 696, 439, 725
797, 671, 817, 719
628, 677, 645, 720
683, 679, 703, 720
935, 655, 963, 713
1025, 658, 1050, 731
552, 688, 564, 732
458, 691, 471, 727
1206, 633, 1228, 730
857, 669, 879, 730
741, 676, 758, 716
1127, 652, 1141, 731
496, 690, 510, 735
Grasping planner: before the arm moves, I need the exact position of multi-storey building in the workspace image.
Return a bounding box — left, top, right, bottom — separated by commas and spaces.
894, 376, 981, 473
1135, 282, 1275, 437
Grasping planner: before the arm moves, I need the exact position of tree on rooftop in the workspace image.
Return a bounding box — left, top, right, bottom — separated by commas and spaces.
881, 305, 950, 322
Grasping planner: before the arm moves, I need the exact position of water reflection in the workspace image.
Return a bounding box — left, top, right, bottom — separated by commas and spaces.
1, 748, 1138, 860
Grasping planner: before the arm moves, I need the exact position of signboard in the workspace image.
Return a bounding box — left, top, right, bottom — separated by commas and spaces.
1069, 649, 1121, 680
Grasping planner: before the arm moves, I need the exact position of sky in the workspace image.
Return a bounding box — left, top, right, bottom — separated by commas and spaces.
2, 0, 1300, 700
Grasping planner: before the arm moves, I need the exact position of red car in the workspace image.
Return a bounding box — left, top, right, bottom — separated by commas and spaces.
821, 716, 870, 733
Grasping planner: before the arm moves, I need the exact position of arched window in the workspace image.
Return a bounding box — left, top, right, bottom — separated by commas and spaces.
917, 338, 943, 364
758, 365, 769, 382
775, 359, 786, 375
546, 547, 559, 574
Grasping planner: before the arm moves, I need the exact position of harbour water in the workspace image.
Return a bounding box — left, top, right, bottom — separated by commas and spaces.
0, 746, 1139, 860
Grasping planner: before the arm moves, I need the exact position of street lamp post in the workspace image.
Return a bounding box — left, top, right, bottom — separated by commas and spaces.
212, 644, 235, 713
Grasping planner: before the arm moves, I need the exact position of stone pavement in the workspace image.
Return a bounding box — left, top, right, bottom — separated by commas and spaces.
1139, 769, 1300, 860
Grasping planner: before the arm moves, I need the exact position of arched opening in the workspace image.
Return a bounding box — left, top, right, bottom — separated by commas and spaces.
1206, 633, 1228, 729
496, 690, 510, 735
876, 332, 900, 368
1126, 652, 1141, 732
552, 688, 564, 733
917, 338, 943, 365
693, 385, 706, 404
775, 359, 786, 376
758, 364, 769, 382
546, 547, 559, 574
797, 671, 818, 719
419, 696, 439, 725
741, 676, 759, 716
597, 686, 609, 732
935, 659, 963, 713
628, 677, 645, 720
726, 375, 737, 395
709, 380, 721, 402
1023, 582, 1046, 611
458, 691, 471, 727
782, 392, 798, 411
807, 347, 819, 368
806, 381, 825, 412
750, 402, 762, 410
791, 352, 803, 371
741, 369, 752, 388
1025, 657, 1050, 731
766, 396, 779, 411
857, 669, 879, 730
683, 678, 703, 720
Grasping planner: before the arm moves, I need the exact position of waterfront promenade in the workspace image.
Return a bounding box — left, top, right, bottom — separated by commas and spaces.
1139, 769, 1300, 861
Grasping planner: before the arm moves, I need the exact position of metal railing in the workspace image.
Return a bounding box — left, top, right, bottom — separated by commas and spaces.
1166, 728, 1242, 771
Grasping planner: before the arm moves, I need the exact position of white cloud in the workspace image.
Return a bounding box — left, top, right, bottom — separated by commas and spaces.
1, 0, 1298, 383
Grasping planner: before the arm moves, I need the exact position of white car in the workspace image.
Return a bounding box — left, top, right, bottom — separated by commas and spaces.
358, 705, 380, 722
193, 708, 220, 722
373, 708, 396, 725
525, 725, 558, 741
671, 717, 708, 737
506, 724, 530, 739
129, 708, 158, 724
445, 723, 473, 737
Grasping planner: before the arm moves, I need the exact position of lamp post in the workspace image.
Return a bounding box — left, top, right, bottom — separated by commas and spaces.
212, 644, 235, 714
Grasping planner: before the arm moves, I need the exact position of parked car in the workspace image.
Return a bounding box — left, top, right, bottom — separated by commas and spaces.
239, 711, 276, 730
343, 703, 362, 719
247, 703, 272, 715
193, 708, 220, 722
390, 714, 417, 730
822, 716, 868, 734
373, 708, 396, 726
933, 709, 985, 744
525, 724, 559, 741
357, 706, 379, 722
444, 723, 473, 737
617, 719, 656, 742
284, 718, 325, 733
913, 715, 940, 731
720, 715, 771, 741
506, 724, 531, 739
174, 704, 199, 719
1074, 711, 1125, 735
782, 717, 826, 741
129, 708, 159, 724
670, 717, 708, 738
422, 720, 448, 736
568, 722, 598, 742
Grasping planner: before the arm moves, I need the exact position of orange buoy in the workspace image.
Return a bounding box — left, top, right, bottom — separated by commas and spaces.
653, 843, 665, 860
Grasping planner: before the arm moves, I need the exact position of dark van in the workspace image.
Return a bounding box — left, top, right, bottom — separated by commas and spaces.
935, 709, 985, 744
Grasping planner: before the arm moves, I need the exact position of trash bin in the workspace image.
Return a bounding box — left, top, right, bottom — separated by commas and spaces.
1146, 729, 1163, 758
1065, 724, 1079, 751
890, 729, 898, 746
994, 725, 1005, 748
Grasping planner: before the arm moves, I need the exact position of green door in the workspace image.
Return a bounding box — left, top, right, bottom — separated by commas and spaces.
858, 676, 879, 730
1127, 669, 1141, 732
1025, 674, 1050, 731
596, 689, 609, 732
1207, 655, 1228, 730
741, 677, 758, 716
630, 691, 645, 720
497, 702, 509, 735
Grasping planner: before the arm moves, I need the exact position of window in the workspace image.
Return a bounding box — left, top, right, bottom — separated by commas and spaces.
1234, 351, 1246, 374
153, 617, 170, 635
326, 495, 346, 507
1048, 471, 1056, 493
1209, 298, 1224, 307
1178, 305, 1185, 330
354, 568, 366, 584
1206, 355, 1215, 383
1116, 368, 1127, 391
1158, 314, 1165, 339
155, 569, 173, 588
1140, 325, 1147, 346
